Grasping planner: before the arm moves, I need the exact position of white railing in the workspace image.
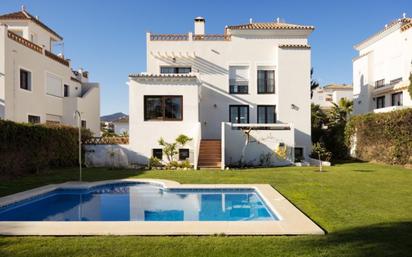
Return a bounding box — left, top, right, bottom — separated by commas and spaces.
193, 122, 202, 170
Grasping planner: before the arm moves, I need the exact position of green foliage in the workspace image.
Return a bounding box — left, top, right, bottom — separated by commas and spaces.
408, 73, 412, 99
158, 134, 192, 162
175, 134, 192, 146
0, 120, 92, 176
345, 109, 412, 165
329, 98, 353, 125
148, 157, 163, 169
180, 159, 192, 169
311, 142, 332, 162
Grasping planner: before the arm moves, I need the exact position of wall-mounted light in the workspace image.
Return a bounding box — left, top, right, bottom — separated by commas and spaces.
213, 104, 217, 108
172, 57, 176, 63
291, 104, 299, 111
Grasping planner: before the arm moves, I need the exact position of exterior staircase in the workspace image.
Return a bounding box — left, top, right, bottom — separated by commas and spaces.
198, 139, 221, 168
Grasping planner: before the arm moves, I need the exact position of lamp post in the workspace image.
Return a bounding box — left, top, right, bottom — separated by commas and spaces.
74, 110, 82, 182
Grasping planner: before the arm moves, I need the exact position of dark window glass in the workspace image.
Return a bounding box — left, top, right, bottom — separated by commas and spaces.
257, 70, 275, 94
20, 69, 31, 91
229, 105, 249, 124
375, 79, 385, 88
144, 96, 183, 121
160, 67, 191, 74
152, 149, 163, 159
376, 96, 385, 109
229, 79, 248, 94
257, 106, 276, 123
28, 115, 40, 124
64, 85, 69, 97
294, 147, 304, 162
81, 120, 87, 128
179, 149, 190, 160
391, 92, 403, 106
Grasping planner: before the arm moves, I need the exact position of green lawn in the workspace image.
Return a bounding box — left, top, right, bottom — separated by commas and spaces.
0, 163, 411, 257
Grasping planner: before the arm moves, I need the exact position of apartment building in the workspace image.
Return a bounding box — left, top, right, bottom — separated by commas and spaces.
312, 84, 353, 109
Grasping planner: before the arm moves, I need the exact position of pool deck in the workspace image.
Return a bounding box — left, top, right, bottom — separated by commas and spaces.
0, 179, 324, 236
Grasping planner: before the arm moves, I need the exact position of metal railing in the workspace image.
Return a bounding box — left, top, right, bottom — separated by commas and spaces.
83, 137, 129, 145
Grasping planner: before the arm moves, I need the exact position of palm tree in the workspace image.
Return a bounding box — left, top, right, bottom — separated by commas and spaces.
310, 68, 320, 98
329, 98, 353, 125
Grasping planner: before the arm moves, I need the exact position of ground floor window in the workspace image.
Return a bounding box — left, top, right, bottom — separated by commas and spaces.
144, 96, 183, 121
152, 149, 163, 159
391, 92, 403, 106
294, 147, 304, 162
376, 96, 385, 109
81, 120, 87, 128
229, 105, 249, 123
257, 105, 276, 123
28, 115, 40, 124
179, 149, 190, 160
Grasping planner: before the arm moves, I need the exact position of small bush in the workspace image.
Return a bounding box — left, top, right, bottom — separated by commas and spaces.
148, 157, 163, 169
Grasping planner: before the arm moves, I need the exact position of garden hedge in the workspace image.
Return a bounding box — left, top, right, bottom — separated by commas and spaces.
345, 109, 412, 165
0, 120, 91, 176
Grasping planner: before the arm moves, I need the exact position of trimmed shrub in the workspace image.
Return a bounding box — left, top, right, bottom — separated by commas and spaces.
0, 120, 92, 176
345, 109, 412, 165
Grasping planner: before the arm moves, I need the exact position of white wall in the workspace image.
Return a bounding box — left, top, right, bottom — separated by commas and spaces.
114, 122, 129, 135
128, 77, 201, 164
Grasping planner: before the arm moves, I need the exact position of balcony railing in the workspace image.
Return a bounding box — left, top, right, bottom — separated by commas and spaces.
7, 31, 43, 53
45, 50, 69, 67
83, 137, 129, 145
229, 79, 249, 94
150, 33, 231, 41
193, 34, 231, 41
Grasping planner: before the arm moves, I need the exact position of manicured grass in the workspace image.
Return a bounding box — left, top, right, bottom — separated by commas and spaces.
0, 163, 411, 257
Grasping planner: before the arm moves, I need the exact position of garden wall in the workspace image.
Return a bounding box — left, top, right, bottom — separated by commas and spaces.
346, 109, 412, 166
0, 120, 91, 176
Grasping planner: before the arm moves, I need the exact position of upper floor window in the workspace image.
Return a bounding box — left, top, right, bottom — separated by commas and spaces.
257, 70, 275, 94
390, 78, 402, 85
64, 85, 69, 97
144, 96, 183, 121
46, 73, 63, 97
229, 66, 249, 94
375, 79, 385, 89
257, 105, 276, 124
376, 96, 385, 109
28, 115, 40, 124
391, 92, 403, 106
160, 67, 191, 74
20, 69, 32, 91
229, 105, 249, 124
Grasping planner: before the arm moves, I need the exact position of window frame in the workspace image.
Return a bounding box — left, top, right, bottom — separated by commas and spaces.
20, 68, 32, 91
178, 149, 190, 161
376, 96, 385, 109
257, 70, 275, 94
64, 84, 70, 97
294, 147, 304, 162
152, 149, 163, 159
144, 95, 183, 121
28, 115, 40, 124
229, 105, 250, 124
257, 105, 276, 124
391, 92, 403, 106
160, 66, 192, 74
81, 120, 87, 128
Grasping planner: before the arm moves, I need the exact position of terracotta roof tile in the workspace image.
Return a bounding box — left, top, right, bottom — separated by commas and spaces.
129, 73, 198, 79
0, 10, 62, 40
227, 22, 314, 31
279, 44, 311, 49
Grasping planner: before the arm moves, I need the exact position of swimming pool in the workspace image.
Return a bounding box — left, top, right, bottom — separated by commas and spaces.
0, 182, 277, 222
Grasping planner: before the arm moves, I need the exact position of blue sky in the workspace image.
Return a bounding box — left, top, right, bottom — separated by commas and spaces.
1, 0, 411, 115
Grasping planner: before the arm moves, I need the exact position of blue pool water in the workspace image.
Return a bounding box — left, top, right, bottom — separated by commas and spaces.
0, 183, 277, 221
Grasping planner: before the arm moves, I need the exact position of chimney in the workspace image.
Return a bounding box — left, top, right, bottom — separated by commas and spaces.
194, 16, 205, 35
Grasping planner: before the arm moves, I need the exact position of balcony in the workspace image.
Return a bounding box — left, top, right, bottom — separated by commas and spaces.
229, 79, 248, 94
150, 33, 231, 41
373, 105, 409, 113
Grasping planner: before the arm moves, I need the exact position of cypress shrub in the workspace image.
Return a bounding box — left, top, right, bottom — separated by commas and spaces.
0, 120, 92, 176
345, 109, 412, 165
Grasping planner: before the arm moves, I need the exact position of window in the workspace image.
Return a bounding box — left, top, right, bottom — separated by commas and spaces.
229, 66, 249, 94
46, 73, 63, 97
294, 147, 304, 162
229, 105, 249, 124
20, 69, 31, 91
257, 106, 276, 124
28, 115, 40, 124
179, 149, 190, 160
376, 96, 385, 109
81, 120, 87, 128
64, 85, 69, 97
390, 78, 402, 85
160, 67, 191, 74
257, 70, 275, 94
391, 92, 403, 106
152, 149, 163, 159
144, 96, 183, 121
375, 79, 385, 89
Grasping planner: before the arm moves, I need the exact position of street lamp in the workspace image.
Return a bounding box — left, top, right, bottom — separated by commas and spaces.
74, 110, 82, 182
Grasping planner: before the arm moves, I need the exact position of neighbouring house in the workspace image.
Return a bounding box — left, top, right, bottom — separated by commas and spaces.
128, 17, 314, 169
113, 116, 129, 135
0, 7, 100, 135
353, 15, 412, 115
312, 84, 353, 109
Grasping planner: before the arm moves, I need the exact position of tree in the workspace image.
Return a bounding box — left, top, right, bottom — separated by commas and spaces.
329, 98, 353, 125
310, 68, 320, 98
158, 134, 192, 162
311, 103, 327, 143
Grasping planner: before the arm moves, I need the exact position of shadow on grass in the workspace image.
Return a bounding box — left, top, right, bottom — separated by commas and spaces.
353, 169, 375, 172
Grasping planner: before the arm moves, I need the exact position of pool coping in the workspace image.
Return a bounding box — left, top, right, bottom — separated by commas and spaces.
0, 179, 324, 236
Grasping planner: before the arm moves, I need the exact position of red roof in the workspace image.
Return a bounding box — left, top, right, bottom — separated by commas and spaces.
0, 10, 62, 40
227, 22, 314, 31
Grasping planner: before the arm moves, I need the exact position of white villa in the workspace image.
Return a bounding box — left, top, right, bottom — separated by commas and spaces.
128, 17, 314, 169
353, 15, 412, 115
0, 7, 100, 135
312, 84, 353, 109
